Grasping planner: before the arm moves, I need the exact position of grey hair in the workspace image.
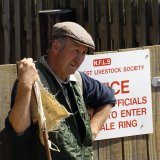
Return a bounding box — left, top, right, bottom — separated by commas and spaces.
47, 37, 65, 53
57, 37, 65, 50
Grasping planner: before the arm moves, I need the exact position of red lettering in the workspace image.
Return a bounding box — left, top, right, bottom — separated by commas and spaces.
93, 58, 111, 67
119, 120, 137, 128
116, 96, 148, 107
104, 80, 130, 95
121, 80, 130, 94
121, 108, 147, 117
101, 122, 115, 130
142, 96, 147, 104
108, 111, 117, 119
110, 81, 120, 94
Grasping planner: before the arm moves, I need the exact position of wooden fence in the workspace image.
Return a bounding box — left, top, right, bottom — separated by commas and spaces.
0, 45, 160, 160
0, 0, 160, 160
0, 0, 160, 64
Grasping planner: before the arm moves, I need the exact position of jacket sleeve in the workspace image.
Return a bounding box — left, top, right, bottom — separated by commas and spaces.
79, 72, 116, 109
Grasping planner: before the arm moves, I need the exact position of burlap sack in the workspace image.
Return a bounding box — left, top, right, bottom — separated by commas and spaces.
31, 80, 70, 151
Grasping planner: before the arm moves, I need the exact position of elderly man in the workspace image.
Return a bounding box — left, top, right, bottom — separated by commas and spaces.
5, 22, 116, 160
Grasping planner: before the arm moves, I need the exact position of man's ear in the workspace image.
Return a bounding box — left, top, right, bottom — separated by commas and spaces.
51, 40, 60, 51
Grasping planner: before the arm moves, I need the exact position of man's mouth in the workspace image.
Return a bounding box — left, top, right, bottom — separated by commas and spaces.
70, 63, 77, 67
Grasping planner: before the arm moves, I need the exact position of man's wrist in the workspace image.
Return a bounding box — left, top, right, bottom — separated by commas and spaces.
18, 81, 33, 91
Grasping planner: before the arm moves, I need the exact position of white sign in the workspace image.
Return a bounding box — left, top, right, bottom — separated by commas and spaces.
79, 49, 153, 140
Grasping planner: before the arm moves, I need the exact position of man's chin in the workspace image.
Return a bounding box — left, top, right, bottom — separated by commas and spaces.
69, 66, 78, 73
70, 70, 76, 74
68, 69, 77, 75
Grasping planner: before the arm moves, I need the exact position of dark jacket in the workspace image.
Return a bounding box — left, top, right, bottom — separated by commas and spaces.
4, 60, 116, 160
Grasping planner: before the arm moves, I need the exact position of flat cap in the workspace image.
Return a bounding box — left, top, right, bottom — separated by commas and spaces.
51, 21, 95, 49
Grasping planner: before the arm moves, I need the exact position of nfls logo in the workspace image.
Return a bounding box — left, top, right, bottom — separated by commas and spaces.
93, 58, 111, 67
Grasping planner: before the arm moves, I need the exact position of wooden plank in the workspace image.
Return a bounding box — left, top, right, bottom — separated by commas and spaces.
87, 0, 96, 46
145, 45, 160, 160
42, 0, 49, 10
124, 0, 134, 48
59, 0, 69, 8
136, 0, 147, 46
31, 0, 37, 60
0, 64, 17, 131
146, 0, 152, 45
2, 0, 11, 63
94, 0, 100, 51
123, 137, 135, 160
103, 138, 123, 160
26, 0, 33, 57
47, 0, 54, 9
147, 48, 157, 159
75, 0, 84, 25
0, 0, 2, 14
110, 0, 122, 50
98, 0, 110, 51
69, 0, 77, 10
98, 140, 107, 160
14, 0, 21, 61
128, 136, 147, 160
35, 0, 42, 59
69, 0, 77, 22
93, 141, 99, 160
149, 0, 160, 44
38, 11, 49, 55
135, 135, 148, 159
0, 1, 5, 64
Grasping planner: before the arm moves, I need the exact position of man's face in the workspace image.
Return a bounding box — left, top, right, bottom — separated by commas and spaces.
49, 37, 88, 80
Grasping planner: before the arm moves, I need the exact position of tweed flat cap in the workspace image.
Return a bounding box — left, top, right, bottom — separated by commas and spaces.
51, 21, 95, 49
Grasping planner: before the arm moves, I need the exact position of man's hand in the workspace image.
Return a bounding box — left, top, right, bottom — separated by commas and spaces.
18, 58, 38, 89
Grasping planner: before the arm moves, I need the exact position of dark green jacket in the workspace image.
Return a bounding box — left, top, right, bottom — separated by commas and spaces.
35, 62, 93, 160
